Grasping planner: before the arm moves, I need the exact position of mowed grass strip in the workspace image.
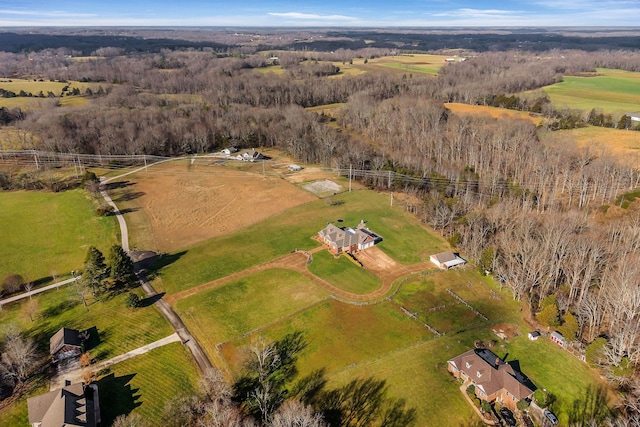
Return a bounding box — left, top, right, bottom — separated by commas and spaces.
0, 189, 118, 283
308, 251, 381, 294
175, 268, 330, 349
153, 190, 447, 295
219, 299, 431, 378
96, 342, 198, 426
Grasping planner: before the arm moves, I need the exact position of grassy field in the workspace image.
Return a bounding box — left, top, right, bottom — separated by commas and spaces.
308, 251, 382, 294
446, 102, 545, 126
0, 78, 100, 109
96, 342, 199, 425
328, 54, 450, 77
541, 68, 640, 115
175, 268, 330, 347
0, 189, 118, 285
540, 126, 640, 161
152, 189, 448, 295
0, 127, 41, 150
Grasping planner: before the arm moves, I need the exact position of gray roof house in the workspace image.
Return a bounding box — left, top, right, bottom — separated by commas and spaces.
50, 328, 83, 363
318, 221, 382, 254
27, 382, 100, 427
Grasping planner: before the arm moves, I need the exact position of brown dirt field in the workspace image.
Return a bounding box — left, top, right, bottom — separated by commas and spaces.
446, 102, 545, 126
115, 162, 316, 252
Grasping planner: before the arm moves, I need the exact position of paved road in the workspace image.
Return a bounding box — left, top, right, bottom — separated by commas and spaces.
0, 277, 78, 306
100, 168, 214, 374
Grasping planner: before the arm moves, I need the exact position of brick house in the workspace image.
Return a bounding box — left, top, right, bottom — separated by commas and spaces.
318, 221, 382, 254
448, 348, 536, 411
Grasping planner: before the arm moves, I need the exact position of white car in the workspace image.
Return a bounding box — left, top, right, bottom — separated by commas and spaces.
543, 408, 559, 425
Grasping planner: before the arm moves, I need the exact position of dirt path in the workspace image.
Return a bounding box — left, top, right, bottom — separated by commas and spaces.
167, 246, 438, 306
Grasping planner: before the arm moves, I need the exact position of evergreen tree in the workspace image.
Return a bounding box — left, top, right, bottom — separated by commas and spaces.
109, 245, 135, 289
83, 246, 107, 295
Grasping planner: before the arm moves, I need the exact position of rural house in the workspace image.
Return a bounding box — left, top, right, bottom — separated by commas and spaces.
448, 348, 536, 411
50, 327, 83, 363
429, 251, 467, 269
27, 381, 100, 427
318, 221, 382, 254
236, 149, 265, 162
221, 147, 238, 156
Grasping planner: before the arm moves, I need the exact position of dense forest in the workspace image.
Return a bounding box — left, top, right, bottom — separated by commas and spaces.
2, 30, 640, 425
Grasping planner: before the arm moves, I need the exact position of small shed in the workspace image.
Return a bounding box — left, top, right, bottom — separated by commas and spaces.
550, 331, 565, 347
50, 328, 83, 363
528, 330, 541, 341
430, 252, 466, 270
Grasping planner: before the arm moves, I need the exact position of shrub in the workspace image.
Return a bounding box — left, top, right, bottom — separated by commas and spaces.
585, 337, 608, 366
96, 204, 114, 216
125, 293, 141, 308
480, 400, 492, 413
517, 399, 530, 411
2, 274, 24, 295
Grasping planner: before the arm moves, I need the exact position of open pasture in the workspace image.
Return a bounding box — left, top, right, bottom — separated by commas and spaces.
541, 68, 640, 114
393, 268, 521, 336
0, 189, 117, 285
540, 126, 640, 162
446, 102, 545, 126
0, 127, 41, 150
218, 299, 432, 378
0, 78, 100, 109
107, 160, 316, 253
151, 189, 448, 295
175, 268, 329, 350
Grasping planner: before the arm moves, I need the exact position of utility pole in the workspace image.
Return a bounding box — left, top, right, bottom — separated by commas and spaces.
349, 164, 352, 192
390, 192, 393, 207
144, 155, 148, 173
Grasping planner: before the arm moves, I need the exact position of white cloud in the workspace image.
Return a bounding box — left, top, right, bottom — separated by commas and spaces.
268, 12, 357, 21
431, 8, 521, 18
0, 9, 96, 17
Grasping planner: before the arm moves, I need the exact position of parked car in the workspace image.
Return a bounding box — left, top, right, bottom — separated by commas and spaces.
543, 409, 559, 425
499, 407, 516, 426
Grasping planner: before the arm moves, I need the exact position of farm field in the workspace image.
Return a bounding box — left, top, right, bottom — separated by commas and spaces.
446, 102, 545, 126
107, 160, 316, 252
332, 53, 452, 77
540, 68, 640, 115
0, 127, 40, 150
540, 126, 640, 161
0, 78, 101, 109
0, 189, 118, 285
150, 188, 448, 295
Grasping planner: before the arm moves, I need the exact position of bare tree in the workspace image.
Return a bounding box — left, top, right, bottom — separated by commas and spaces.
1, 325, 38, 383
268, 400, 326, 427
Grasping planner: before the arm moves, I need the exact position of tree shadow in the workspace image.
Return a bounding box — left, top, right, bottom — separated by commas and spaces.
114, 191, 145, 202
117, 207, 140, 215
32, 275, 53, 287
140, 251, 187, 279
81, 326, 100, 352
138, 292, 165, 307
41, 299, 80, 318
95, 372, 141, 426
104, 180, 135, 190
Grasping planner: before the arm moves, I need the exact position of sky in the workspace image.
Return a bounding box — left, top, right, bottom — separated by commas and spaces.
1, 0, 640, 27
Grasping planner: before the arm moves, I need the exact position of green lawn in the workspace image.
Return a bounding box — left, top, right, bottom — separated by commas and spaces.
308, 251, 382, 294
96, 342, 199, 425
0, 373, 50, 427
153, 189, 448, 295
0, 189, 118, 286
379, 61, 440, 75
0, 286, 172, 361
219, 299, 432, 378
503, 336, 611, 425
175, 268, 330, 352
541, 68, 640, 114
